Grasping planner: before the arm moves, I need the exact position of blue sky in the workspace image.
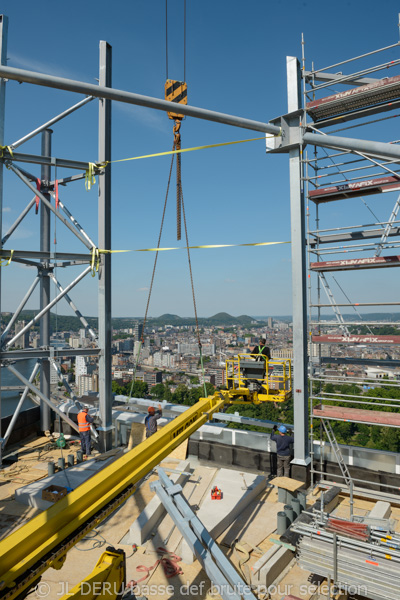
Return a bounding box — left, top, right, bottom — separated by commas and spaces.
1, 0, 400, 319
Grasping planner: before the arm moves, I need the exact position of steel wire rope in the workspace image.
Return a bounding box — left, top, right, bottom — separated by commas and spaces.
180, 188, 207, 398
128, 144, 176, 400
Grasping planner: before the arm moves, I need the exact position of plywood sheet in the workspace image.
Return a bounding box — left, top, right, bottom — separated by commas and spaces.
269, 477, 305, 492
167, 439, 188, 461
127, 422, 146, 449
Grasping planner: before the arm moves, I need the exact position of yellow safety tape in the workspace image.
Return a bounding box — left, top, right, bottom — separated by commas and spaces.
88, 240, 289, 275
96, 134, 281, 168
0, 145, 14, 158
85, 162, 97, 191
98, 240, 289, 253
0, 249, 14, 266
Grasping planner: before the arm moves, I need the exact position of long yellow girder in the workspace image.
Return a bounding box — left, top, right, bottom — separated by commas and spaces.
0, 392, 228, 600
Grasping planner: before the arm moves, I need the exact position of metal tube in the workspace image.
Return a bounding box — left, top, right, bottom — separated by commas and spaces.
311, 58, 400, 90
0, 347, 100, 360
311, 41, 400, 75
49, 359, 80, 407
2, 361, 41, 447
9, 164, 93, 250
49, 273, 97, 340
11, 96, 94, 149
311, 302, 400, 307
53, 196, 96, 249
1, 197, 36, 245
40, 129, 52, 432
303, 132, 400, 163
5, 266, 92, 349
6, 363, 80, 434
0, 64, 281, 135
0, 15, 8, 451
0, 275, 40, 343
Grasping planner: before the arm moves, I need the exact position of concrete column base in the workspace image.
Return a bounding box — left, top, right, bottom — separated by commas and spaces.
97, 428, 113, 453
290, 462, 311, 488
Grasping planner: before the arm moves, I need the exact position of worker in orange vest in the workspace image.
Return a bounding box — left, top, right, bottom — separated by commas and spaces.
77, 407, 94, 457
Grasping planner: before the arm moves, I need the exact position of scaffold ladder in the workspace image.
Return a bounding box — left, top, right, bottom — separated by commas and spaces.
320, 417, 353, 490
318, 273, 350, 336
375, 192, 400, 257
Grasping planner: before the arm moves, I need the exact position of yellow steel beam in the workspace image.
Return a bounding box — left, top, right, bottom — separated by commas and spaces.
59, 548, 125, 600
0, 392, 228, 599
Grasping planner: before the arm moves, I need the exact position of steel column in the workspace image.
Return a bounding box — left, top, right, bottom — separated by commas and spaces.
0, 16, 7, 454
287, 57, 309, 466
40, 129, 52, 431
97, 41, 113, 453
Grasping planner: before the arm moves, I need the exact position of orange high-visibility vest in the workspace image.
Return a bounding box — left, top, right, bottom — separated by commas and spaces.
77, 411, 90, 432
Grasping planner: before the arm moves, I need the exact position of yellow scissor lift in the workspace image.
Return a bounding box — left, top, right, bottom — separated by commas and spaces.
225, 354, 292, 404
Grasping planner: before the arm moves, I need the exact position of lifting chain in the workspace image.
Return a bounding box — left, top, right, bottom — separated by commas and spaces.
173, 118, 182, 241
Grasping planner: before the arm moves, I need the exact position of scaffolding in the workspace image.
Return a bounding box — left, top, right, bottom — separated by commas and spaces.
302, 28, 400, 495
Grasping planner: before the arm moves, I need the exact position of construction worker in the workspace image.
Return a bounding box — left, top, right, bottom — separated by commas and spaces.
271, 425, 294, 478
250, 337, 271, 361
144, 404, 163, 438
77, 406, 94, 457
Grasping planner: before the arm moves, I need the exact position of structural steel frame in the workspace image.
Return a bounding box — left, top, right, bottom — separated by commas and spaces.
2, 14, 400, 470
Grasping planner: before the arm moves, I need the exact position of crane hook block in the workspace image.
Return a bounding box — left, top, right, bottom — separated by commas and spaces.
165, 79, 188, 120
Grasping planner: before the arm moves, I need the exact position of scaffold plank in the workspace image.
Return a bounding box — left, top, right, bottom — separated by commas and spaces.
312, 334, 400, 345
309, 176, 400, 203
313, 404, 400, 427
310, 255, 400, 271
306, 74, 400, 121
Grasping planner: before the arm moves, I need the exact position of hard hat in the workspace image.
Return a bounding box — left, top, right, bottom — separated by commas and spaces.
83, 407, 89, 412
278, 425, 287, 434
148, 406, 155, 414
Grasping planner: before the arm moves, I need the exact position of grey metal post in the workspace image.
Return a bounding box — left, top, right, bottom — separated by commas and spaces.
97, 41, 113, 452
0, 16, 8, 453
287, 57, 310, 470
40, 129, 52, 431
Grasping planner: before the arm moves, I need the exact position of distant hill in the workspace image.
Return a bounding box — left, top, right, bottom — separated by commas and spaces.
1, 310, 264, 333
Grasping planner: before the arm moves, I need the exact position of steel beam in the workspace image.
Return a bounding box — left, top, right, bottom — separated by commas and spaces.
40, 129, 52, 431
0, 15, 8, 452
0, 64, 281, 135
303, 131, 400, 163
97, 41, 113, 453
1, 348, 100, 360
0, 275, 40, 343
287, 57, 309, 467
49, 273, 97, 340
0, 249, 91, 261
2, 197, 36, 245
4, 150, 92, 170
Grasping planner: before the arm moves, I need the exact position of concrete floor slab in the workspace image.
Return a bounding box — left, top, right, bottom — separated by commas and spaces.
180, 468, 267, 564
14, 457, 115, 510
126, 460, 191, 545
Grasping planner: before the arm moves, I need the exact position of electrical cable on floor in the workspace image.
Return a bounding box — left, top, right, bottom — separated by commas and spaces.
75, 530, 109, 551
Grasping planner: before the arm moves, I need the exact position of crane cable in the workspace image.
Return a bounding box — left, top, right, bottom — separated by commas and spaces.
165, 0, 186, 82
128, 142, 176, 400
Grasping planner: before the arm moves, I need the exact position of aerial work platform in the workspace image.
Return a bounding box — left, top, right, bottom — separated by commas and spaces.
313, 403, 400, 427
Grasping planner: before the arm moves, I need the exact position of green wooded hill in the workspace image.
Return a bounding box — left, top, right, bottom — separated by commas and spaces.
1, 311, 263, 333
